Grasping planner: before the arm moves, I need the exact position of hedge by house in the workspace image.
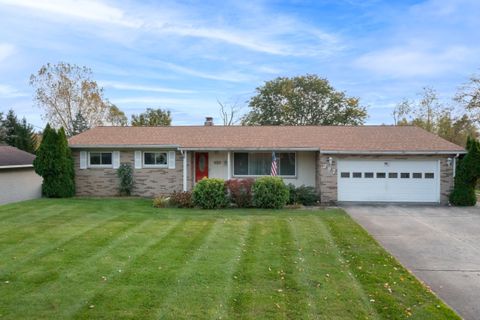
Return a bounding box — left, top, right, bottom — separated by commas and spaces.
34, 124, 75, 198
252, 176, 289, 209
450, 136, 480, 206
192, 178, 228, 209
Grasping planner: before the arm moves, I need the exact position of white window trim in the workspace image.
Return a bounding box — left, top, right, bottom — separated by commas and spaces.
232, 151, 297, 178
142, 151, 169, 168
88, 151, 114, 168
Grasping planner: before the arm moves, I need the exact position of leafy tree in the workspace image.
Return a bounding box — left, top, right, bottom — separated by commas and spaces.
107, 104, 128, 126
450, 137, 480, 206
34, 124, 75, 197
1, 109, 36, 153
71, 111, 89, 135
455, 75, 480, 124
0, 112, 7, 144
394, 88, 478, 147
30, 62, 126, 136
117, 163, 134, 195
242, 75, 367, 125
131, 108, 171, 126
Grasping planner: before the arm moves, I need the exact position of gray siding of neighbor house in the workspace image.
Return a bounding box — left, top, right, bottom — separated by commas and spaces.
0, 168, 42, 205
73, 150, 193, 197
316, 154, 455, 205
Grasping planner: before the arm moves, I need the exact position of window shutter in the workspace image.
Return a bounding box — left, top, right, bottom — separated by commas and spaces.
80, 151, 87, 169
113, 151, 120, 169
134, 151, 142, 169
168, 151, 176, 169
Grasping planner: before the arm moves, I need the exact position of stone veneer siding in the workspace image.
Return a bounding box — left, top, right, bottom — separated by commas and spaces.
317, 153, 455, 205
73, 150, 193, 197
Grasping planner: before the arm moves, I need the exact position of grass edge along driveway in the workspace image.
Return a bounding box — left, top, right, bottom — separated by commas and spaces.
0, 198, 459, 319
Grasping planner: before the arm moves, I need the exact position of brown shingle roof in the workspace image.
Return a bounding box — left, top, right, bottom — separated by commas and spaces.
0, 145, 36, 167
68, 126, 465, 153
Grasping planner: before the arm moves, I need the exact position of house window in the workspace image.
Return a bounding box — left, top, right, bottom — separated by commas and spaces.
233, 152, 296, 176
412, 172, 422, 179
340, 172, 350, 178
144, 152, 168, 167
89, 152, 112, 167
388, 172, 398, 178
352, 172, 362, 178
400, 172, 410, 179
425, 172, 435, 179
364, 172, 374, 178
376, 172, 386, 178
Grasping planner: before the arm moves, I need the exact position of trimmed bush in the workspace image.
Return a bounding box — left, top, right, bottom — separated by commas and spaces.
34, 124, 75, 198
287, 184, 318, 206
225, 178, 254, 208
153, 195, 170, 208
170, 191, 193, 208
252, 176, 289, 209
117, 163, 134, 196
192, 178, 228, 209
450, 136, 480, 206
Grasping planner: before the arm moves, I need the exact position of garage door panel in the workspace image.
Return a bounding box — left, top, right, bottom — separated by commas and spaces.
337, 160, 440, 203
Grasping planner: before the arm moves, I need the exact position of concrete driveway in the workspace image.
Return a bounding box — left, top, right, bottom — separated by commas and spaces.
345, 205, 480, 320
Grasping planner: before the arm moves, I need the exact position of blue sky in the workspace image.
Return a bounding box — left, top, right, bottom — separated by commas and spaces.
0, 0, 479, 129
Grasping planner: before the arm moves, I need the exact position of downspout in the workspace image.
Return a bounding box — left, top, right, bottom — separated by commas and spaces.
453, 153, 460, 177
181, 150, 188, 191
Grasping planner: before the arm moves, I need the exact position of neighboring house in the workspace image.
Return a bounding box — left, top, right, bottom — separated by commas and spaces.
68, 121, 465, 204
0, 145, 42, 205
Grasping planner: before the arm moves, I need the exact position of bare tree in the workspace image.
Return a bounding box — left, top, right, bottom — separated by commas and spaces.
218, 99, 243, 126
392, 99, 412, 125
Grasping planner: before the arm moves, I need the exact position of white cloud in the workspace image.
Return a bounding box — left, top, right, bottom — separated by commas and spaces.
0, 0, 141, 27
0, 84, 27, 98
155, 61, 254, 83
100, 81, 196, 94
354, 46, 473, 77
0, 43, 15, 62
0, 0, 341, 57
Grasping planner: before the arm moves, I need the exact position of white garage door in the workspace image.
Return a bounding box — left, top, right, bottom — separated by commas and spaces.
337, 160, 440, 203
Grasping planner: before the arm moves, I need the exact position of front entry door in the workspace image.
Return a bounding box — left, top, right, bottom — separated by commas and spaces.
195, 152, 209, 182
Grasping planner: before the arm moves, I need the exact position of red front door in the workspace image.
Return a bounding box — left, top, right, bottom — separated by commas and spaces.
195, 152, 209, 182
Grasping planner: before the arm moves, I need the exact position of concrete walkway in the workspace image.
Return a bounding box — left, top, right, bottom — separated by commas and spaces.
345, 205, 480, 320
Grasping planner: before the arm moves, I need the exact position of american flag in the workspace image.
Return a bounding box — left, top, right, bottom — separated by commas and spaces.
271, 152, 278, 176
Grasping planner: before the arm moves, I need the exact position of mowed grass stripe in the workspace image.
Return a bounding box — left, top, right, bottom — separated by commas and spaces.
154, 219, 250, 319
228, 219, 303, 319
20, 219, 183, 319
323, 213, 459, 320
0, 217, 160, 314
72, 219, 216, 319
287, 216, 375, 319
0, 213, 131, 276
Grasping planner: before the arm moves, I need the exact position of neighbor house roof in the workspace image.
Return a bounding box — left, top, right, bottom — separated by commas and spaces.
68, 125, 465, 154
0, 145, 36, 168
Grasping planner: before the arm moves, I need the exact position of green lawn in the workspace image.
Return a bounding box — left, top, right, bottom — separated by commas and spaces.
0, 199, 458, 319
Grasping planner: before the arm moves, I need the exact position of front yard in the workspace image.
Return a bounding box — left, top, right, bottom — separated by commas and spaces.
0, 199, 458, 319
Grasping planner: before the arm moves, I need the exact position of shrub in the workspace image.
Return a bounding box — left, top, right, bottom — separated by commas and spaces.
252, 176, 289, 209
170, 191, 193, 208
192, 178, 228, 209
153, 195, 170, 208
117, 163, 134, 196
287, 184, 318, 206
450, 136, 480, 206
225, 178, 254, 208
34, 124, 75, 198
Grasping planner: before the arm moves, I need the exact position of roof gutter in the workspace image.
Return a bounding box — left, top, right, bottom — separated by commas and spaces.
69, 144, 181, 149
179, 147, 321, 151
0, 164, 34, 169
320, 150, 467, 155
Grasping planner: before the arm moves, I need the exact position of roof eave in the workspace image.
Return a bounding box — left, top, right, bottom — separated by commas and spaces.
320, 150, 466, 155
